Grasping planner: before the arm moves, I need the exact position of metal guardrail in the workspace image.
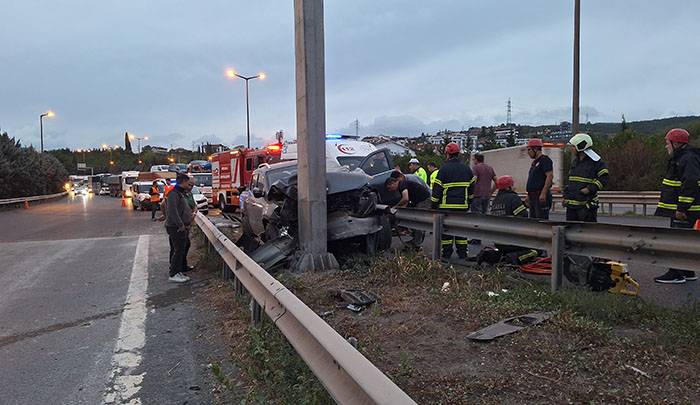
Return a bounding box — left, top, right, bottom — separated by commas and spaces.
0, 191, 68, 206
392, 208, 700, 292
527, 191, 660, 215
194, 213, 416, 405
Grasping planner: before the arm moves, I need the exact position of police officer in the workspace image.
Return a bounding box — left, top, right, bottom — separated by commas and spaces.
408, 158, 428, 184
427, 162, 439, 189
431, 142, 475, 259
490, 175, 539, 264
653, 128, 699, 284
563, 133, 609, 222
525, 138, 554, 219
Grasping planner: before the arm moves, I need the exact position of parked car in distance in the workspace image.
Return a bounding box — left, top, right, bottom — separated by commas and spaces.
168, 163, 188, 173
131, 181, 165, 210
191, 186, 208, 215
150, 165, 170, 172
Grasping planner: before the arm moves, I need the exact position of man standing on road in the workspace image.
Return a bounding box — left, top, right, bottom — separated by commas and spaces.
525, 138, 554, 219
149, 180, 161, 221
165, 172, 194, 283
563, 133, 609, 223
471, 153, 496, 214
653, 128, 699, 284
431, 142, 475, 260
408, 158, 428, 184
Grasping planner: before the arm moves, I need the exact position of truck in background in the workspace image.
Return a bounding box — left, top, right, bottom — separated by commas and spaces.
479, 143, 564, 193
211, 144, 282, 212
121, 171, 139, 197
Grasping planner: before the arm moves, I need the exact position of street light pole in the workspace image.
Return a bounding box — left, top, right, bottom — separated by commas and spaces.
572, 0, 581, 135
226, 69, 265, 148
39, 110, 54, 153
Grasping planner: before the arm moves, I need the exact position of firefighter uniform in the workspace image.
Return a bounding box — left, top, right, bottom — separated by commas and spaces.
414, 166, 428, 184
655, 146, 700, 222
429, 169, 439, 189
563, 156, 609, 222
431, 157, 475, 258
490, 189, 539, 264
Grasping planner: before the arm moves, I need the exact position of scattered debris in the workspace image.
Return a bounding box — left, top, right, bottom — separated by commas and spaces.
188, 385, 201, 391
318, 310, 334, 318
167, 361, 181, 376
467, 311, 558, 341
441, 282, 450, 293
346, 304, 365, 313
334, 288, 377, 308
347, 336, 358, 348
625, 364, 651, 379
486, 291, 499, 297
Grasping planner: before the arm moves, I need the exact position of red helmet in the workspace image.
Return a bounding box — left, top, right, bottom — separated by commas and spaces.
527, 138, 544, 148
495, 175, 514, 190
444, 142, 460, 155
665, 128, 689, 144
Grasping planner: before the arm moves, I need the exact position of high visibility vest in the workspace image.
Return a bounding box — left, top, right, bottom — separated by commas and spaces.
149, 186, 161, 203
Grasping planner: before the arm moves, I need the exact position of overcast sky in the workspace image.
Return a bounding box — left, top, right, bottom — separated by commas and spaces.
1, 1, 699, 150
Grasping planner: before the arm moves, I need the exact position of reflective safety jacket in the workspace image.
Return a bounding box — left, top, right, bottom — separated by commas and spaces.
429, 169, 439, 189
563, 155, 609, 209
431, 157, 475, 210
414, 167, 428, 184
490, 189, 528, 217
149, 186, 161, 203
655, 146, 700, 218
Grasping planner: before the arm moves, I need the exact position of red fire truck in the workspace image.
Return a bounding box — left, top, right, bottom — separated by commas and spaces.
211, 144, 281, 212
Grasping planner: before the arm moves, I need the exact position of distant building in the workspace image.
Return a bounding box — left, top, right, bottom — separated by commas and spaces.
143, 145, 168, 154
494, 125, 519, 140
202, 143, 228, 155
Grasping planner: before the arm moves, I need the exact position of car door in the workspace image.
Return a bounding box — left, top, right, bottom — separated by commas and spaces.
358, 148, 393, 176
245, 172, 266, 236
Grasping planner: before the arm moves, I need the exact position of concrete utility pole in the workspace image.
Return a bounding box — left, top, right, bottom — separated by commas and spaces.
572, 0, 581, 135
293, 0, 337, 271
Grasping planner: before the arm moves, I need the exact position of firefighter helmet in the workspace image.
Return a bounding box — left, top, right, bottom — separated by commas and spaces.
665, 128, 690, 144
444, 142, 460, 155
495, 175, 514, 190
527, 138, 544, 148
569, 133, 593, 152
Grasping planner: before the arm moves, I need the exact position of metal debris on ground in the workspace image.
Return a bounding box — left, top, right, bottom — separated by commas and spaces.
467, 311, 558, 341
333, 289, 377, 313
625, 364, 651, 379
441, 282, 450, 292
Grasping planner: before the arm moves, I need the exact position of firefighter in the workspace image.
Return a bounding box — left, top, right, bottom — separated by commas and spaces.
563, 133, 609, 222
427, 161, 439, 189
408, 158, 428, 184
489, 175, 539, 264
431, 142, 475, 260
653, 128, 699, 284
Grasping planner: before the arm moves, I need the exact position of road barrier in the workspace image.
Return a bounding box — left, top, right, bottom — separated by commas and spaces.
523, 191, 660, 216
391, 207, 700, 292
0, 191, 68, 207
194, 213, 416, 405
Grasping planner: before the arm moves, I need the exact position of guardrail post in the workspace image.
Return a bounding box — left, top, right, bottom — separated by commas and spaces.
551, 226, 565, 292
431, 213, 444, 261
222, 262, 231, 280
251, 299, 262, 324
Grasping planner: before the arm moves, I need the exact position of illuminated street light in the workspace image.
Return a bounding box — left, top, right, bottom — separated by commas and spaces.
127, 132, 149, 154
225, 68, 266, 148
39, 110, 55, 153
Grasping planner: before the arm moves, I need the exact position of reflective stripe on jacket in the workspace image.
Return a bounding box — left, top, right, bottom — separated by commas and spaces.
430, 157, 475, 210
490, 189, 528, 217
414, 167, 428, 184
563, 155, 609, 209
429, 169, 439, 189
655, 146, 700, 218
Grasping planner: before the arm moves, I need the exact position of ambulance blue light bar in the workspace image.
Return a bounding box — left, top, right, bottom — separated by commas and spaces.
325, 133, 359, 140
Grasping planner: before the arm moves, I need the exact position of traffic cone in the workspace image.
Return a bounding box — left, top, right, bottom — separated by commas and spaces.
121, 198, 126, 208
23, 201, 29, 209
695, 219, 700, 230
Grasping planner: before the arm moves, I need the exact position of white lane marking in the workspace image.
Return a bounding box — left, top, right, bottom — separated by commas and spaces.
103, 235, 150, 405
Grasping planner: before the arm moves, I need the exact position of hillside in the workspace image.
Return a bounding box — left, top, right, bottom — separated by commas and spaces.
519, 115, 700, 137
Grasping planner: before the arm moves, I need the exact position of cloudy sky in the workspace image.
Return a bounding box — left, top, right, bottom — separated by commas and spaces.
1, 1, 699, 150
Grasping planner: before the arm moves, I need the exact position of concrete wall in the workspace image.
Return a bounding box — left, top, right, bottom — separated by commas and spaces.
479, 145, 564, 193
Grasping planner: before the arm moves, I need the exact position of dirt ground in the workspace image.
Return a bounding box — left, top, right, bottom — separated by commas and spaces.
193, 230, 700, 404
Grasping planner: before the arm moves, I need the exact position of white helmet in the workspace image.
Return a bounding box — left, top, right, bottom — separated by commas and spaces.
408, 158, 420, 164
569, 133, 600, 161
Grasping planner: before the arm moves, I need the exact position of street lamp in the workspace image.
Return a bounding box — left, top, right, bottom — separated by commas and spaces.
127, 133, 149, 154
225, 68, 266, 148
39, 110, 55, 153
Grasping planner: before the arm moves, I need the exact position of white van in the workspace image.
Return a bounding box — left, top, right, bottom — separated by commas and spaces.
121, 171, 140, 197
150, 165, 170, 172
281, 134, 392, 175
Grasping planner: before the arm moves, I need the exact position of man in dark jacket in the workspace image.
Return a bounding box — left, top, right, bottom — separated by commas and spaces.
489, 176, 539, 264
165, 172, 194, 283
431, 142, 475, 259
563, 133, 609, 222
653, 128, 699, 284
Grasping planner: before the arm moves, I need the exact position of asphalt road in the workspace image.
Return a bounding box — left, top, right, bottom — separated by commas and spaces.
0, 194, 235, 404
411, 211, 699, 309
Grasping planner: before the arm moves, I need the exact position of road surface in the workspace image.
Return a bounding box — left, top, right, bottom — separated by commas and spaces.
0, 194, 237, 404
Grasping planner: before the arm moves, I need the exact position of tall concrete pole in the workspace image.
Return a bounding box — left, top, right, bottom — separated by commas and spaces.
572, 0, 581, 135
293, 0, 337, 271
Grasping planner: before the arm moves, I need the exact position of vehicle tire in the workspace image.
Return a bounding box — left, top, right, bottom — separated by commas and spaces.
132, 203, 138, 210
218, 196, 228, 212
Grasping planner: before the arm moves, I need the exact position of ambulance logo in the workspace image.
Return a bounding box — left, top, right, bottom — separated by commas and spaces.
337, 144, 355, 154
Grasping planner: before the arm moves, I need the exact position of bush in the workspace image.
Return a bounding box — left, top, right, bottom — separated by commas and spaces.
0, 132, 68, 198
